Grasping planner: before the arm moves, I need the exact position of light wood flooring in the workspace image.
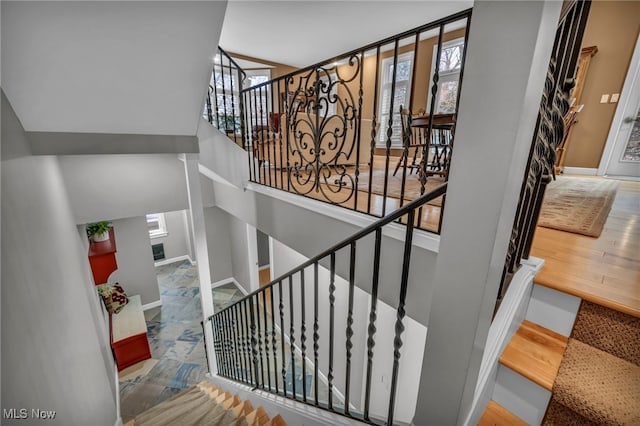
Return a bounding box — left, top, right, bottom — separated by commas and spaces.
530, 179, 640, 317
253, 155, 444, 233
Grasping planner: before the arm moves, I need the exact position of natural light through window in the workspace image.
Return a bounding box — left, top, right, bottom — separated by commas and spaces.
378, 52, 414, 146
431, 38, 464, 113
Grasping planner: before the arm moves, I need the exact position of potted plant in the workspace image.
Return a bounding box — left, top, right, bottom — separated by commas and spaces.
86, 221, 111, 242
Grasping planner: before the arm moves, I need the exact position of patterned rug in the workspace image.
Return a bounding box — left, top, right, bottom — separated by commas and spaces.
355, 169, 445, 206
538, 177, 619, 237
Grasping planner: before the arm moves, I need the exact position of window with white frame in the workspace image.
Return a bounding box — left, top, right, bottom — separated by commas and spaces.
146, 213, 167, 239
378, 52, 414, 146
430, 38, 464, 114
244, 69, 272, 129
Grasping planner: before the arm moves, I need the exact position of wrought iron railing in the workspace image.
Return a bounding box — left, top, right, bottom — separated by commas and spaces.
208, 183, 447, 425
239, 10, 471, 234
499, 0, 591, 308
205, 47, 246, 141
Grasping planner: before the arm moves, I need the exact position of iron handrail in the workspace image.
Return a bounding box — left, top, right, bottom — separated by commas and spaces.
239, 8, 473, 93
208, 182, 446, 319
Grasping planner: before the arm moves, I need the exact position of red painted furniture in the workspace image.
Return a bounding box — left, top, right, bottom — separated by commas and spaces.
88, 228, 118, 284
88, 228, 151, 371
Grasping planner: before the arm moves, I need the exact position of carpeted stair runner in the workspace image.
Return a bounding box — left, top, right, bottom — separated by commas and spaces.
543, 301, 640, 425
126, 381, 286, 426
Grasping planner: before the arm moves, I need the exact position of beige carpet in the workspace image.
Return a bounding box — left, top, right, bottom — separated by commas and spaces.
119, 358, 159, 382
538, 177, 619, 237
355, 169, 445, 206
543, 302, 640, 425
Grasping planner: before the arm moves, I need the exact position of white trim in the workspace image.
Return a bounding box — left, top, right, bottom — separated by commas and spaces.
246, 182, 441, 253
598, 33, 640, 176
142, 300, 162, 311
463, 257, 544, 426
211, 277, 248, 295
153, 254, 196, 267
258, 264, 270, 271
114, 367, 122, 426
561, 166, 598, 176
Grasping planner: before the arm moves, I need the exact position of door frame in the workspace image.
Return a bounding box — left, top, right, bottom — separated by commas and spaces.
598, 33, 640, 175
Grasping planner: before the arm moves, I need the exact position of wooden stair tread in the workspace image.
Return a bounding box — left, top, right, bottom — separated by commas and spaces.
478, 400, 527, 426
499, 320, 568, 391
535, 264, 640, 319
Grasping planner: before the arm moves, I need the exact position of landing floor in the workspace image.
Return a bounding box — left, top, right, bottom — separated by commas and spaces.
530, 178, 640, 317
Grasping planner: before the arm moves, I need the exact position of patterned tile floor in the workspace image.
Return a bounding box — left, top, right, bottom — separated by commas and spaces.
119, 260, 244, 421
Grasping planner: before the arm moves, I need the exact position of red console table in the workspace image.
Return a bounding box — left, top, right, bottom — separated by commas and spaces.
88, 228, 117, 285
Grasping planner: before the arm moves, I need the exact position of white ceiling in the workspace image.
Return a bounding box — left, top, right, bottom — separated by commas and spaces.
2, 1, 227, 136
220, 0, 473, 68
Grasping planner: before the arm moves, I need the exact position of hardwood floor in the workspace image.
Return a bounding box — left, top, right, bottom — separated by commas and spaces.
530, 179, 640, 318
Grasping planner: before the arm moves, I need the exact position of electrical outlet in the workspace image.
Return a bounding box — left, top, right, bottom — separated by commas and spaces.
600, 94, 610, 103
610, 93, 620, 103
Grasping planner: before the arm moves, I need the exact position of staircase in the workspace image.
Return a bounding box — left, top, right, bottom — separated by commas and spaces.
124, 381, 286, 426
479, 180, 640, 425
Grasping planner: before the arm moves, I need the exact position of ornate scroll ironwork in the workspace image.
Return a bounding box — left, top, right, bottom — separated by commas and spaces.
285, 55, 362, 205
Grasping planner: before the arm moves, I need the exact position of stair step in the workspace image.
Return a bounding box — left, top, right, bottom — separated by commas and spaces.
499, 320, 568, 391
478, 400, 527, 426
542, 398, 596, 426
132, 381, 287, 426
552, 338, 640, 425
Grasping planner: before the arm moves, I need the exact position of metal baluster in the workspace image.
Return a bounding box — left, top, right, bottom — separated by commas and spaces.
279, 281, 287, 397
344, 242, 356, 415
288, 276, 297, 399
243, 299, 254, 385
328, 252, 336, 410
387, 209, 415, 425
220, 310, 231, 379
313, 262, 320, 406
245, 91, 255, 183
382, 40, 400, 217
229, 307, 241, 382
418, 24, 445, 230
236, 303, 248, 384
225, 308, 239, 382
200, 320, 211, 374
277, 79, 285, 190
219, 51, 229, 131
354, 50, 364, 212
249, 295, 260, 388
262, 290, 272, 391
368, 46, 381, 214
285, 76, 292, 193
400, 34, 421, 210
269, 81, 278, 189
300, 270, 308, 402
364, 228, 382, 421
211, 316, 224, 377
270, 283, 279, 394
213, 60, 221, 130
255, 290, 265, 388
262, 85, 272, 188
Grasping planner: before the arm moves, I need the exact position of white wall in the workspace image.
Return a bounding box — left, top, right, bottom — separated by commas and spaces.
229, 215, 253, 293
110, 216, 160, 305
1, 91, 117, 425
59, 154, 189, 224
204, 206, 234, 283
270, 238, 427, 424
211, 179, 438, 327
150, 209, 193, 261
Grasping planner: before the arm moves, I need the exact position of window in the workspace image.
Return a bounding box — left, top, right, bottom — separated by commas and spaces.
430, 38, 464, 113
146, 213, 167, 239
378, 52, 414, 146
244, 69, 272, 129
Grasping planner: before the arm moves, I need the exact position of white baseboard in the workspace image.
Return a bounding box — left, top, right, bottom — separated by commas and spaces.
211, 277, 248, 295
114, 418, 123, 426
258, 264, 270, 271
154, 254, 196, 267
142, 300, 162, 311
463, 257, 544, 425
561, 166, 598, 175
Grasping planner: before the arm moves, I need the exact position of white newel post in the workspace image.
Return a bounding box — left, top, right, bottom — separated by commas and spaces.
183, 153, 218, 375
412, 1, 563, 424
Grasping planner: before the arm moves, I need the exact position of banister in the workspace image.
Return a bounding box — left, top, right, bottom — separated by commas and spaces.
208, 182, 446, 320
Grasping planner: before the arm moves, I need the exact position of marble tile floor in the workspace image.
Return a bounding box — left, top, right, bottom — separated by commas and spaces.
119, 260, 245, 422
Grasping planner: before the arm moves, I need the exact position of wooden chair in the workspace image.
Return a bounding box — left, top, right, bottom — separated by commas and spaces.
393, 107, 428, 176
